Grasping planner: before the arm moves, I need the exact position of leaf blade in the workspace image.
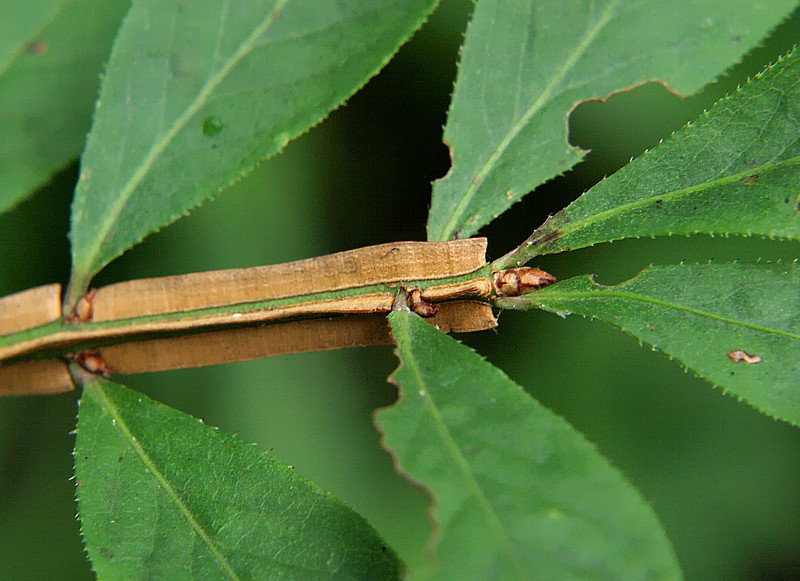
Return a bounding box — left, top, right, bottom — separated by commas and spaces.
68, 0, 437, 303
75, 377, 402, 579
427, 0, 798, 241
0, 0, 62, 72
500, 263, 800, 425
0, 0, 127, 212
379, 309, 681, 580
502, 45, 800, 266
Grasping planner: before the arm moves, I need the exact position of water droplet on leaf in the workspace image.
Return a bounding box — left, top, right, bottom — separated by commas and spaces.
202, 116, 223, 137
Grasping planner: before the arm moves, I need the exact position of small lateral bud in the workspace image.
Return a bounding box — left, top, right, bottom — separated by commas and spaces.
492, 267, 556, 297
69, 350, 112, 378
407, 288, 439, 317
65, 289, 96, 324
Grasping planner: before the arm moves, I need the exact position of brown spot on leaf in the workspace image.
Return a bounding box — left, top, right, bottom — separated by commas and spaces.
537, 229, 561, 245
743, 174, 759, 185
727, 350, 762, 364
25, 40, 48, 55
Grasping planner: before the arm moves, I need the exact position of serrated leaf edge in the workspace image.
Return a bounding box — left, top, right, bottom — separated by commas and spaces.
73, 0, 289, 286
381, 311, 529, 578
430, 0, 620, 241
80, 380, 240, 579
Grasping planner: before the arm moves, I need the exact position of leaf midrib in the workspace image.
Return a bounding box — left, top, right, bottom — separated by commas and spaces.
88, 380, 240, 580
394, 314, 528, 578
536, 287, 800, 341
550, 155, 800, 242
80, 0, 290, 277
434, 0, 620, 241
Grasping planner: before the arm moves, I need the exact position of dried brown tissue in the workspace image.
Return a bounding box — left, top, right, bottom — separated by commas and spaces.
0, 239, 500, 395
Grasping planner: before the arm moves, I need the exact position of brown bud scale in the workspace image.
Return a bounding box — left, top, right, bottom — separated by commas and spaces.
407, 288, 439, 317
69, 350, 112, 378
492, 268, 556, 297
65, 289, 96, 324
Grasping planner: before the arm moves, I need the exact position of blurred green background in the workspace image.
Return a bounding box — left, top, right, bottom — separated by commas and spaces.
2, 2, 799, 579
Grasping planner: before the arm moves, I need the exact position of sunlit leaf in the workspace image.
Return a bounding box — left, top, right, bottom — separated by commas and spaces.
378, 309, 681, 580
0, 0, 127, 212
427, 0, 797, 241
499, 262, 800, 426
75, 377, 401, 579
501, 46, 800, 266
67, 0, 436, 305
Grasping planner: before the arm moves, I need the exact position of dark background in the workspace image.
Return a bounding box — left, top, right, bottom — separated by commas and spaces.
1, 2, 799, 578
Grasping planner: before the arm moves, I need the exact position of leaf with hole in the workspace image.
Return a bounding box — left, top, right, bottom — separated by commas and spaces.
503, 45, 800, 266
427, 0, 798, 242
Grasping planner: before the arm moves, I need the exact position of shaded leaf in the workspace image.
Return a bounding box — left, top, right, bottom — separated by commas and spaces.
378, 309, 680, 580
0, 0, 128, 212
499, 263, 800, 426
427, 0, 797, 242
67, 0, 436, 305
0, 0, 62, 69
501, 46, 800, 266
75, 376, 401, 580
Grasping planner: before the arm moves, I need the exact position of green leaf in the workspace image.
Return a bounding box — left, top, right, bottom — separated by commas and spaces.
67, 0, 436, 304
499, 262, 800, 426
500, 46, 800, 266
75, 377, 401, 580
0, 0, 128, 212
0, 0, 61, 68
427, 0, 798, 242
378, 309, 681, 580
